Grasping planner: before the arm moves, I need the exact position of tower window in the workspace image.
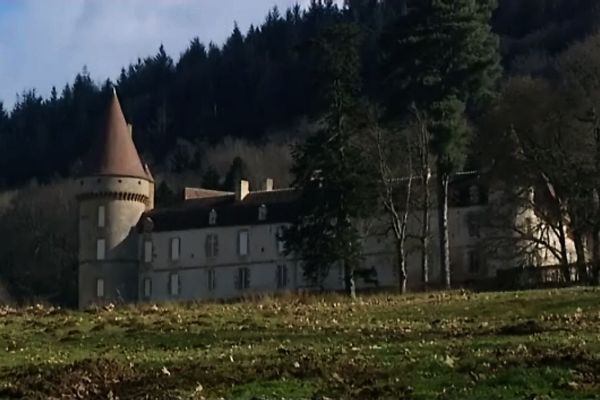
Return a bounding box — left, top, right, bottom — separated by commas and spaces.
96, 239, 106, 260
258, 204, 267, 221
98, 205, 106, 228
238, 230, 249, 256
170, 238, 181, 261
170, 273, 180, 296
96, 278, 105, 298
143, 241, 153, 263
209, 209, 217, 225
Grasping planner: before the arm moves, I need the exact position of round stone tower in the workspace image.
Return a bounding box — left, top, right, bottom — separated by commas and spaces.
76, 89, 154, 309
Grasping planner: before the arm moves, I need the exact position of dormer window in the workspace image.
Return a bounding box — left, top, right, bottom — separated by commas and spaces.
258, 204, 267, 221
209, 209, 217, 225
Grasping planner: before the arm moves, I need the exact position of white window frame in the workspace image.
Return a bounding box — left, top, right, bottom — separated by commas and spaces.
96, 278, 105, 298
258, 204, 267, 221
143, 240, 153, 263
238, 230, 249, 256
169, 273, 180, 297
96, 238, 106, 260
276, 227, 285, 254
170, 238, 181, 261
97, 205, 106, 228
237, 268, 250, 290
143, 278, 152, 298
209, 209, 217, 225
207, 269, 216, 291
206, 234, 219, 258
276, 265, 287, 289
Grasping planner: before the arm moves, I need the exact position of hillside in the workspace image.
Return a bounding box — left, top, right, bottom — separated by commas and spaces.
0, 288, 599, 399
0, 0, 597, 188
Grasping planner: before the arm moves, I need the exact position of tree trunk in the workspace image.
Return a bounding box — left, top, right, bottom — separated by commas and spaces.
573, 230, 586, 282
397, 242, 407, 294
421, 168, 431, 290
438, 171, 451, 290
593, 227, 600, 286
556, 218, 571, 283
344, 259, 356, 299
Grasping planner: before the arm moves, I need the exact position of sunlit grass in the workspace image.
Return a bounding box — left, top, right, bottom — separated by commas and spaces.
0, 288, 599, 399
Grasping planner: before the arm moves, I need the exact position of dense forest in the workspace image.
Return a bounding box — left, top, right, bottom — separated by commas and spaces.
0, 0, 598, 188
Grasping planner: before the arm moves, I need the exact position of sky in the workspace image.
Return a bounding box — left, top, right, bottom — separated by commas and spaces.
0, 0, 342, 110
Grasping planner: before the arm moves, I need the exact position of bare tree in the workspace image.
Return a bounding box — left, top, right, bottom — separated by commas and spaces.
367, 111, 414, 294
412, 106, 433, 289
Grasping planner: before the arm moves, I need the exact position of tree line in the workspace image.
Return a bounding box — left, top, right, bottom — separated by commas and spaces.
0, 0, 597, 188
285, 0, 600, 295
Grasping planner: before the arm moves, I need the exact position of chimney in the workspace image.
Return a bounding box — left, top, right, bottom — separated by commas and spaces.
262, 178, 274, 192
236, 180, 250, 201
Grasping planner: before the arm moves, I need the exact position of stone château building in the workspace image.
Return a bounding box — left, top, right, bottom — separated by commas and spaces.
76, 91, 575, 309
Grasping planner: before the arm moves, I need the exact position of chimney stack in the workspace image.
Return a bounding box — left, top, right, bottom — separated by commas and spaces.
236, 180, 250, 201
262, 178, 274, 192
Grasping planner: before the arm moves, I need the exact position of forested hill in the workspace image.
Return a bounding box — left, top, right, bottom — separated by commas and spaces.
0, 0, 597, 188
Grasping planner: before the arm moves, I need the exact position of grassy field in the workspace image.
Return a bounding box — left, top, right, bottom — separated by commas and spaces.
0, 288, 599, 399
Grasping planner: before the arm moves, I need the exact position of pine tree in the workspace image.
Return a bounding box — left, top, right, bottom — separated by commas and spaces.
382, 0, 501, 289
155, 181, 178, 208
284, 23, 373, 298
223, 156, 250, 192
202, 166, 221, 190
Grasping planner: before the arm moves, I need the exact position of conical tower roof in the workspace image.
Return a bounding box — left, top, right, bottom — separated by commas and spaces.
83, 89, 152, 181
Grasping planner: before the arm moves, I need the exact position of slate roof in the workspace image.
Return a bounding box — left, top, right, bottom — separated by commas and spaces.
141, 189, 299, 232
82, 90, 153, 181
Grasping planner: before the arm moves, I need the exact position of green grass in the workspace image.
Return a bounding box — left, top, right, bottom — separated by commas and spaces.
0, 288, 599, 399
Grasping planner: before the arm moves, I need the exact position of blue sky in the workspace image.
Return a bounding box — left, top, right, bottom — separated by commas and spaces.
0, 0, 342, 110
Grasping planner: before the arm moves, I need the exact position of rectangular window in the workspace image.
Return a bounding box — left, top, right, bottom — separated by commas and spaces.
170, 273, 180, 296
238, 230, 249, 256
205, 234, 219, 258
143, 278, 152, 298
96, 238, 106, 260
144, 241, 153, 263
276, 227, 285, 254
207, 269, 216, 291
276, 265, 287, 289
98, 205, 106, 228
237, 268, 250, 290
170, 238, 180, 261
96, 278, 105, 298
469, 250, 480, 274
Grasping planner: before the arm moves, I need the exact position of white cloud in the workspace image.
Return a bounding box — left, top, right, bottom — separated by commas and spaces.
0, 0, 342, 110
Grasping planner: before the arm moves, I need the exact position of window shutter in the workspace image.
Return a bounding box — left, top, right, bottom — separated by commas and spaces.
205, 236, 210, 257
246, 268, 251, 289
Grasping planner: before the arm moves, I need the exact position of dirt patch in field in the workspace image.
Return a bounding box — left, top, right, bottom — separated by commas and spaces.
0, 359, 179, 400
